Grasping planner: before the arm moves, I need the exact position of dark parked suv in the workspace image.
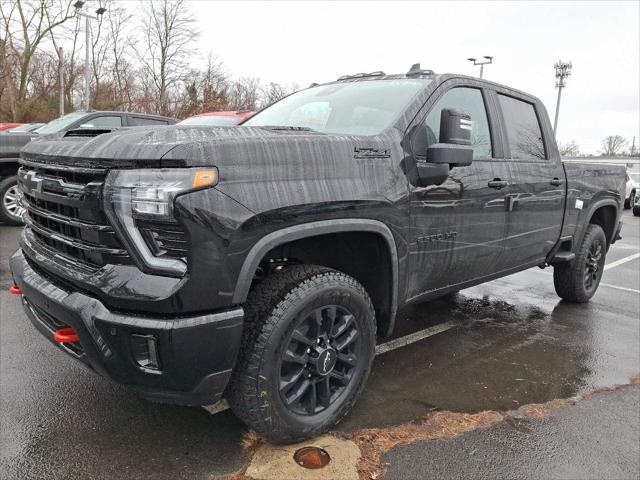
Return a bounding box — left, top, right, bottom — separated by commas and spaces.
0, 110, 175, 224
10, 66, 625, 443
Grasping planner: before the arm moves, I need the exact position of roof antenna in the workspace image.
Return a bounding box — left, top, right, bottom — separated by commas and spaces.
406, 63, 434, 77
407, 63, 422, 74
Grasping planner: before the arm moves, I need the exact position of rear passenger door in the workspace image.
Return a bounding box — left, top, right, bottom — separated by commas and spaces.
494, 93, 566, 269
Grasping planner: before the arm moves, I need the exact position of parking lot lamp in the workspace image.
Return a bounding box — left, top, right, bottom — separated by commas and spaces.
553, 60, 572, 136
467, 56, 493, 79
75, 1, 107, 111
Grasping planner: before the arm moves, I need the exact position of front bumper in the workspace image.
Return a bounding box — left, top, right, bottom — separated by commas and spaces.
9, 249, 244, 406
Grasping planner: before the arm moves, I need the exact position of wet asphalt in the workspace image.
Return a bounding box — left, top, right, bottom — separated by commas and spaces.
1, 211, 638, 480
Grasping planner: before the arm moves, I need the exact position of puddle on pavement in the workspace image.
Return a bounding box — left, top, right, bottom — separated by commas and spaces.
337, 270, 640, 432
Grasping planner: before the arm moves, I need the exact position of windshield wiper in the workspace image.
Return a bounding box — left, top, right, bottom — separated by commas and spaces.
260, 125, 315, 132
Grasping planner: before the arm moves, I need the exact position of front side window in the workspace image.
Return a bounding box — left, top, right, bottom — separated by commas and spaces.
81, 116, 123, 128
243, 79, 428, 136
424, 87, 492, 160
497, 94, 546, 160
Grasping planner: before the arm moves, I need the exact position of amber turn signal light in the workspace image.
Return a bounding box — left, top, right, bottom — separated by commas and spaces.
192, 169, 218, 189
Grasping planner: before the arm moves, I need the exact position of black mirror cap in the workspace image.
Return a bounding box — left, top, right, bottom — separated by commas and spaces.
427, 143, 473, 167
439, 108, 472, 145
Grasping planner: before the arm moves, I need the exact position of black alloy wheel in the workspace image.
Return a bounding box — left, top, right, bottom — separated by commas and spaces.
583, 237, 604, 293
279, 305, 360, 415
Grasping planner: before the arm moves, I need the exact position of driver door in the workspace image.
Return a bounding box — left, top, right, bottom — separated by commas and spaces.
406, 86, 511, 301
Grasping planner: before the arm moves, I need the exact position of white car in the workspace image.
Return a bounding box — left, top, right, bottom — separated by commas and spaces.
625, 172, 639, 209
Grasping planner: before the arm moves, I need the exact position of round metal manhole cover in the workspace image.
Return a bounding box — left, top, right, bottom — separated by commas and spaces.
293, 446, 331, 469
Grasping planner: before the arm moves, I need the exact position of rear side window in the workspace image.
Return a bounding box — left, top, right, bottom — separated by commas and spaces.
497, 94, 546, 160
130, 116, 170, 126
424, 87, 492, 160
81, 116, 122, 128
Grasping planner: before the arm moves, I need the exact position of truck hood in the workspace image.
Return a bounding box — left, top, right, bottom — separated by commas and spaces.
19, 125, 381, 171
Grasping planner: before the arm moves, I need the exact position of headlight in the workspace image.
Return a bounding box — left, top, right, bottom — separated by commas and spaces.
104, 168, 218, 277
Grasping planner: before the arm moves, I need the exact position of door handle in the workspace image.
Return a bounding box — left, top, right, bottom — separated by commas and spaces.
550, 177, 564, 186
488, 179, 509, 189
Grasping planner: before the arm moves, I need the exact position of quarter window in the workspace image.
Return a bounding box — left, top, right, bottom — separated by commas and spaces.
424, 87, 492, 160
497, 94, 546, 160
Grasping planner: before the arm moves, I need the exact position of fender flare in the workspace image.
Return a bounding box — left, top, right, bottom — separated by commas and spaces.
231, 218, 399, 334
578, 198, 619, 247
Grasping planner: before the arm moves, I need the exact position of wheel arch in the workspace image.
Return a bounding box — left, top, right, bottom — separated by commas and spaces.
232, 219, 399, 337
584, 199, 619, 248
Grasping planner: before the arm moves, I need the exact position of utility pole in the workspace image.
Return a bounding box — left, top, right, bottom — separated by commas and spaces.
467, 56, 493, 79
553, 60, 572, 137
58, 46, 64, 116
73, 1, 107, 111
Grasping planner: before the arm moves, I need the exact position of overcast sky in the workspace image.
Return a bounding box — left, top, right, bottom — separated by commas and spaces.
187, 0, 639, 154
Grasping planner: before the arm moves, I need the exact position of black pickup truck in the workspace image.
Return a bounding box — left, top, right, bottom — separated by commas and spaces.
9, 66, 626, 443
0, 110, 175, 224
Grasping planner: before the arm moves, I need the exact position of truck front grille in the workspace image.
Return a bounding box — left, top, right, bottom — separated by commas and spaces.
18, 161, 131, 269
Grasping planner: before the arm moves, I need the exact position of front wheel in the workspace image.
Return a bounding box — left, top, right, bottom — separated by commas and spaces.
0, 176, 25, 225
226, 264, 376, 444
553, 224, 607, 303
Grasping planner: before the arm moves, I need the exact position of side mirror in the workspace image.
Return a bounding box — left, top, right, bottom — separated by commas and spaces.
426, 108, 473, 167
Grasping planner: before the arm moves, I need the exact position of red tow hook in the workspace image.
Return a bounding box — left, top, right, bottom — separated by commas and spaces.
54, 327, 79, 343
9, 284, 22, 295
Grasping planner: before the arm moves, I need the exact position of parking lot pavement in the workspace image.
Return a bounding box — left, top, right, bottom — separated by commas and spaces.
1, 211, 638, 480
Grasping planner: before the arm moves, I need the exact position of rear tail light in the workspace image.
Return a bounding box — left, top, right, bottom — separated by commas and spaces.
9, 284, 22, 295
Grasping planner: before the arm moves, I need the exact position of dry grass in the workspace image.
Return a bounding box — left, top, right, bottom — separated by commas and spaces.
216, 430, 264, 480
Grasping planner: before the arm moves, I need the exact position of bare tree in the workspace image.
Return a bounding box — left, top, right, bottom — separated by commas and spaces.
558, 140, 580, 157
0, 0, 75, 120
600, 135, 628, 157
133, 0, 198, 116
228, 76, 260, 111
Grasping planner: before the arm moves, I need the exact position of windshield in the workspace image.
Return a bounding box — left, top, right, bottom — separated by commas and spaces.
178, 115, 241, 126
243, 79, 428, 135
34, 111, 86, 135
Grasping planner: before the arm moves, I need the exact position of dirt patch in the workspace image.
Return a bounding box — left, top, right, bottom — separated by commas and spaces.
218, 377, 639, 480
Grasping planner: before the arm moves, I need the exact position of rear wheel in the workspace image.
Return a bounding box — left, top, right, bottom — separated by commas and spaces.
226, 264, 376, 444
633, 205, 640, 217
553, 224, 607, 303
0, 176, 24, 225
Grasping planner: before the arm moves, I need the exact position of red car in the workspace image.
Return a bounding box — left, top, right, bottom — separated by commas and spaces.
178, 110, 254, 127
0, 123, 25, 132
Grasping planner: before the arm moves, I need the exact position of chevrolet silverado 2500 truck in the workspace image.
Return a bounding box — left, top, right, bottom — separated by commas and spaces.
0, 110, 175, 224
10, 67, 626, 443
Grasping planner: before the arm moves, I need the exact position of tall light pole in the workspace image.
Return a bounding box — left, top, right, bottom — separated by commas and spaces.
74, 1, 106, 111
467, 56, 493, 79
553, 60, 572, 137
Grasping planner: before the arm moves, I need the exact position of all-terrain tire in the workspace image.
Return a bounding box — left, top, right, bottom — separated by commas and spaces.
226, 264, 376, 444
553, 224, 607, 303
0, 176, 24, 225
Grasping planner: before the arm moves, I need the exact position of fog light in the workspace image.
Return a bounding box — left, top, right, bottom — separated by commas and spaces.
131, 334, 161, 371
